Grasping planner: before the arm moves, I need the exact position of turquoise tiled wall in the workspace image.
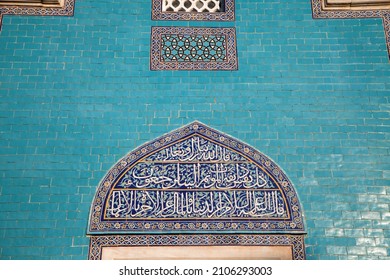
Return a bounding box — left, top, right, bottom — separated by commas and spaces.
0, 0, 389, 259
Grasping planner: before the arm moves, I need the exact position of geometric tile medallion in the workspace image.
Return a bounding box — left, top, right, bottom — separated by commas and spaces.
150, 27, 238, 70
87, 121, 305, 234
0, 0, 75, 31
88, 234, 306, 260
152, 0, 235, 21
311, 0, 390, 60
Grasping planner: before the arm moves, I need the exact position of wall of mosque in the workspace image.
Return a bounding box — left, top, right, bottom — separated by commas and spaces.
0, 0, 389, 259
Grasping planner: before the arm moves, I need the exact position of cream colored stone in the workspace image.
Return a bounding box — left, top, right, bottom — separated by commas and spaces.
102, 245, 293, 260
0, 0, 64, 8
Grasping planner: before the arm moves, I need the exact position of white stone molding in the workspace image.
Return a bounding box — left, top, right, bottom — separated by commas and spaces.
162, 0, 221, 13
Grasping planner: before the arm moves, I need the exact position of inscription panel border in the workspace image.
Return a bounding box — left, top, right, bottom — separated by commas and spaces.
88, 234, 306, 260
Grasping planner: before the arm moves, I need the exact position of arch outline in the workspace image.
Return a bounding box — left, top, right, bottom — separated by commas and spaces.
88, 121, 306, 235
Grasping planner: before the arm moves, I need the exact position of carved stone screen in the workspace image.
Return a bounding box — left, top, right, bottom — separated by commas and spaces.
152, 0, 235, 21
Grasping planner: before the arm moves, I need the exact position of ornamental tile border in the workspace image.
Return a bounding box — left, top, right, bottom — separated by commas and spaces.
88, 121, 305, 234
311, 0, 390, 59
150, 27, 238, 71
88, 234, 306, 260
152, 0, 235, 21
0, 0, 75, 30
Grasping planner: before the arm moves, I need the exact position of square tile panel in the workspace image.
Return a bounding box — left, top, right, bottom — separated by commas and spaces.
150, 26, 238, 70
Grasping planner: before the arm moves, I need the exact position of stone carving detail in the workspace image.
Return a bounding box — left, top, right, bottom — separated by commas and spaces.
88, 122, 305, 234
151, 27, 238, 70
152, 0, 235, 21
323, 0, 390, 10
163, 0, 221, 13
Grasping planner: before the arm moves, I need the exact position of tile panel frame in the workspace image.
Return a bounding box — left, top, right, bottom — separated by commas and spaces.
150, 26, 238, 71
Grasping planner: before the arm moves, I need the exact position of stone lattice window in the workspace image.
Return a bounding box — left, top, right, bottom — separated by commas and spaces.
163, 0, 221, 13
152, 0, 235, 21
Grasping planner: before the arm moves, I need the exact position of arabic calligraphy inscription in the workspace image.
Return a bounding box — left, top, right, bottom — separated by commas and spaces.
88, 122, 304, 233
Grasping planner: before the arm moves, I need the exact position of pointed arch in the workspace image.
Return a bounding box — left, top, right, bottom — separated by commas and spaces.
88, 122, 306, 259
88, 121, 305, 234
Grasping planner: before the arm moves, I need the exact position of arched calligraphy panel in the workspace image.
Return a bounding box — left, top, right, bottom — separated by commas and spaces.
88, 122, 305, 234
